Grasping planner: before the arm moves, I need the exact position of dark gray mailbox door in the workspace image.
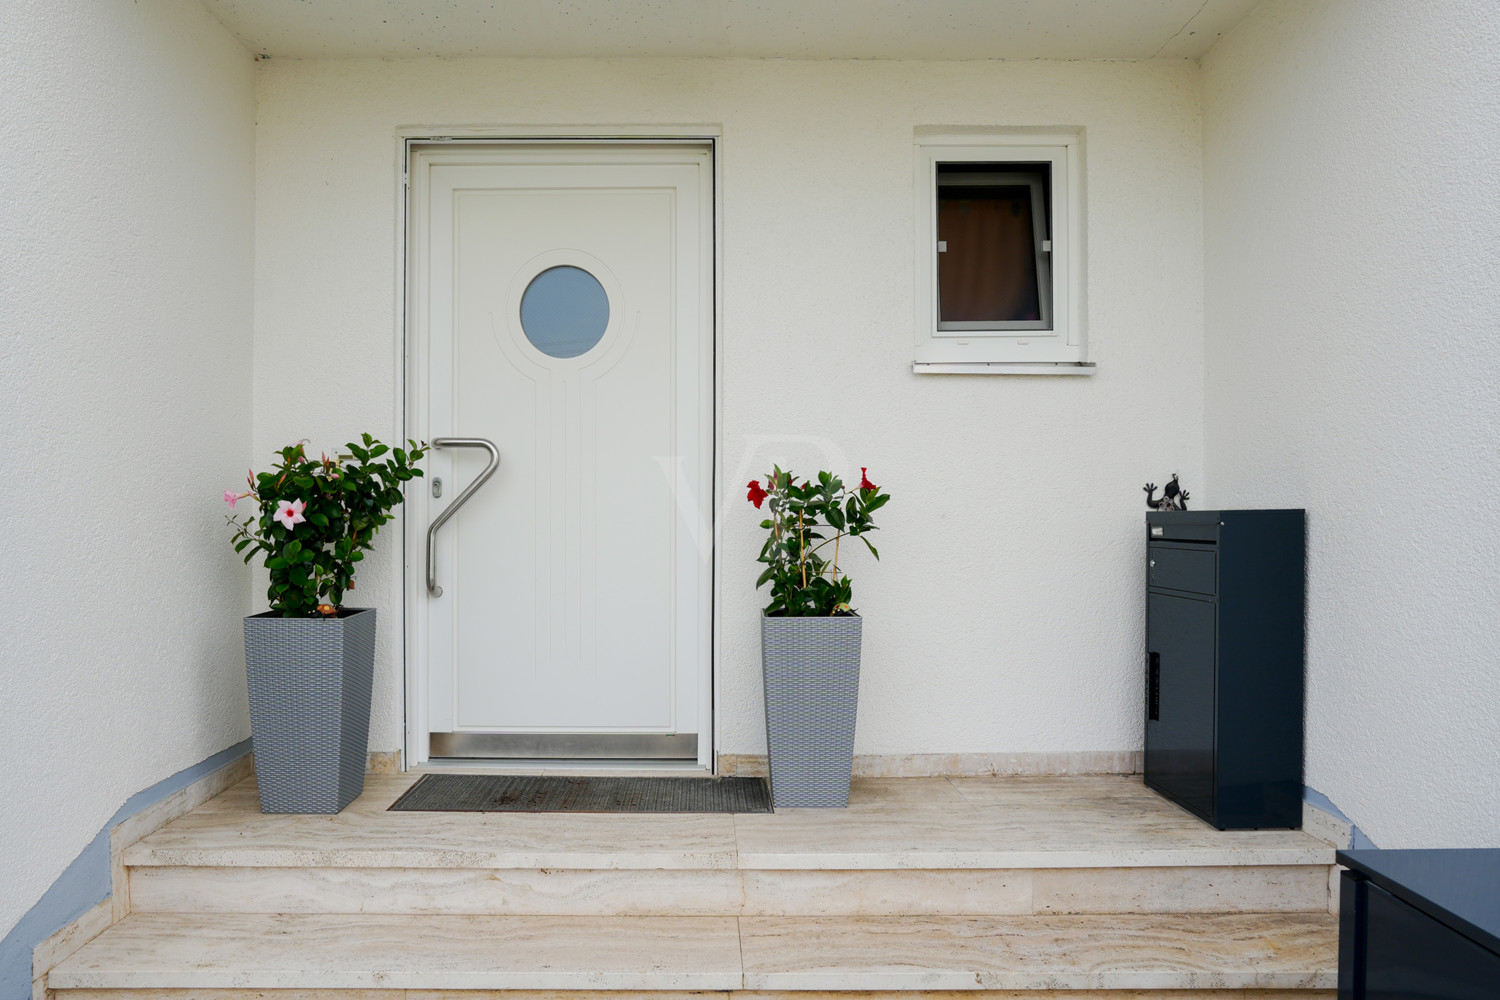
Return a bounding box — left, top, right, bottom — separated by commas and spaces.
1145, 588, 1216, 820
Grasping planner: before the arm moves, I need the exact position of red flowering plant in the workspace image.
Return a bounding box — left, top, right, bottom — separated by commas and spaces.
748, 466, 890, 616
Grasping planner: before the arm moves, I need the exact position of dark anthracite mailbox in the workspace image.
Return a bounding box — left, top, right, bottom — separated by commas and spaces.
1338, 849, 1500, 1000
1144, 509, 1305, 830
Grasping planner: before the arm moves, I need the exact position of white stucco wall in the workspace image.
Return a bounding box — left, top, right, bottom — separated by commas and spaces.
1203, 0, 1500, 846
253, 57, 1205, 760
0, 0, 255, 935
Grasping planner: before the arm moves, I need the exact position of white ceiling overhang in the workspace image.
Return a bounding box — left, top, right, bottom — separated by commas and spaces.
198, 0, 1263, 61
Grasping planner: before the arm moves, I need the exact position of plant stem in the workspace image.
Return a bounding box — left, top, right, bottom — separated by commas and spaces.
797, 511, 807, 588
803, 533, 846, 561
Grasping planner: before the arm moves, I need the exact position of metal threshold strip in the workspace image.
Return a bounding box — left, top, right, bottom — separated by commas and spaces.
429, 732, 698, 760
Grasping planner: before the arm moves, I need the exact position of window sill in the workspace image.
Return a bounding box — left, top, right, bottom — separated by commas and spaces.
912, 362, 1096, 376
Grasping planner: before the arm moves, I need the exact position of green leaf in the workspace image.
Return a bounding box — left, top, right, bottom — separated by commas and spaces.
860, 537, 880, 559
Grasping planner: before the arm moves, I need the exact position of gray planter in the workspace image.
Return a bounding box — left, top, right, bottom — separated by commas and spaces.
760, 612, 862, 808
243, 608, 376, 814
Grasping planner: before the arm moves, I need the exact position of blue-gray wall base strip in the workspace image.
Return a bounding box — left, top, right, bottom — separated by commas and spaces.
0, 738, 251, 1000
1305, 784, 1379, 850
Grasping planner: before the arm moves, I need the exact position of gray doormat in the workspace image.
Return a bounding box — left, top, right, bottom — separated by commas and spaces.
388, 774, 773, 813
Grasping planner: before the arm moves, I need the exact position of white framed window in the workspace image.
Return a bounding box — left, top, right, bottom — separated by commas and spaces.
913, 132, 1091, 374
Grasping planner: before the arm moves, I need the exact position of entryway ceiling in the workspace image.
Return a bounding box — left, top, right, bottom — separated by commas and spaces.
198, 0, 1263, 60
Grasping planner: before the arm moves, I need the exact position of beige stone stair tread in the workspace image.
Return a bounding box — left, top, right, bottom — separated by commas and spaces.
127, 863, 1332, 917
50, 994, 1337, 1000
121, 775, 1334, 871
49, 913, 1336, 992
737, 914, 1337, 990
49, 914, 743, 991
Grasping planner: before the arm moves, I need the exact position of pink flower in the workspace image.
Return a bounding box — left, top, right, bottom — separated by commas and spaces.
224, 490, 240, 508
273, 499, 307, 530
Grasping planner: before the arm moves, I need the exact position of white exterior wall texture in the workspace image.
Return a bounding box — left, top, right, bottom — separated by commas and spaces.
0, 0, 256, 934
252, 57, 1206, 761
1203, 0, 1500, 846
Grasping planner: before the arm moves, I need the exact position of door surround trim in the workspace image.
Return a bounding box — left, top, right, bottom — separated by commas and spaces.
398, 128, 721, 773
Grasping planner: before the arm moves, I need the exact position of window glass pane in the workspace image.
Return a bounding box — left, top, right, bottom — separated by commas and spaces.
936, 164, 1048, 327
520, 265, 610, 358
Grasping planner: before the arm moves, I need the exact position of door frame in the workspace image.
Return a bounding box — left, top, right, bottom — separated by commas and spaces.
397, 127, 722, 771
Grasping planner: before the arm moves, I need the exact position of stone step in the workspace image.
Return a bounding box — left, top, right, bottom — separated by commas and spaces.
53, 992, 1336, 1000
48, 912, 1338, 994
127, 863, 1332, 916
123, 775, 1335, 874
121, 774, 1335, 918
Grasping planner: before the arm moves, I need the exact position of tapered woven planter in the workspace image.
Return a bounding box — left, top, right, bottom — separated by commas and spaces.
243, 608, 376, 814
760, 612, 862, 808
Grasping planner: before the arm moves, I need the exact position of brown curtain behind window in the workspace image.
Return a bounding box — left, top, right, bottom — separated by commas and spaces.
937, 190, 1040, 323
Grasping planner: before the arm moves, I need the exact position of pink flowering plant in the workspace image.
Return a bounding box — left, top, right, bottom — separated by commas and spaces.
748, 466, 889, 617
226, 435, 428, 617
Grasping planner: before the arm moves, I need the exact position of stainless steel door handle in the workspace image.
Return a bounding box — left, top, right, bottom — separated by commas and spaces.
426, 437, 500, 598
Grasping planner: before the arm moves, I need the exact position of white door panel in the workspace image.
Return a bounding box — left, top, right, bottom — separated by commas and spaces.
409, 144, 712, 758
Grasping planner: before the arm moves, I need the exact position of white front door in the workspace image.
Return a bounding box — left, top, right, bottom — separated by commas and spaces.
407, 142, 713, 765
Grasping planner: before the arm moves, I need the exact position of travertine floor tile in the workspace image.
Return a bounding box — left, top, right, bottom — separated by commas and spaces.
737, 914, 1337, 991
50, 914, 743, 991
126, 773, 1333, 874
1031, 865, 1331, 913
127, 777, 739, 870
734, 777, 1331, 870
131, 866, 747, 915
740, 869, 1033, 916
55, 991, 401, 999
947, 775, 1165, 810
55, 991, 1339, 1000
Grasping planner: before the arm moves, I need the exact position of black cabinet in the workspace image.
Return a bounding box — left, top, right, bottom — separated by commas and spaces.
1144, 509, 1305, 829
1339, 850, 1500, 1000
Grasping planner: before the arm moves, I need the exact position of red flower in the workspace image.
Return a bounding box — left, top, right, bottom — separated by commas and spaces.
747, 479, 769, 508
859, 467, 878, 492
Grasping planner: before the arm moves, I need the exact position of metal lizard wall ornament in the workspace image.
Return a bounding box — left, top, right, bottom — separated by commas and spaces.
1144, 474, 1190, 511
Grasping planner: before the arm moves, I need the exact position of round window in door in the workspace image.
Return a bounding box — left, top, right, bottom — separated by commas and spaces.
519, 265, 610, 358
